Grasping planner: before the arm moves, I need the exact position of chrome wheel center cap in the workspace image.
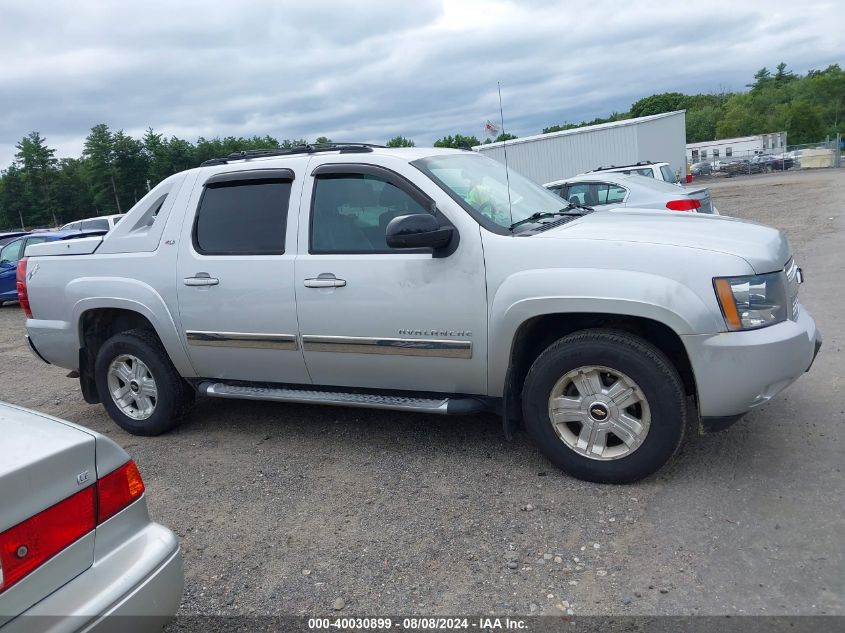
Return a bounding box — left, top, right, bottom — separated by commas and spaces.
129, 380, 140, 394
589, 402, 609, 422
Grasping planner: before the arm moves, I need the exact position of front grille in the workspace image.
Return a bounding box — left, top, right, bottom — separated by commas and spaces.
785, 257, 800, 320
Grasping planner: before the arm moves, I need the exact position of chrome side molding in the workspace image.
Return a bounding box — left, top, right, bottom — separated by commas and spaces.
301, 335, 472, 359
186, 331, 298, 351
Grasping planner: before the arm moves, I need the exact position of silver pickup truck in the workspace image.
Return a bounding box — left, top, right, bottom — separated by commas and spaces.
20, 144, 821, 483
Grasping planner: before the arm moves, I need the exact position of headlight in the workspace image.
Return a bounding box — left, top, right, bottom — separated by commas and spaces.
713, 272, 787, 331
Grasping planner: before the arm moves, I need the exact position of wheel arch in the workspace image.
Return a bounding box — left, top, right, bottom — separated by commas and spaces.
499, 312, 697, 428
75, 300, 194, 403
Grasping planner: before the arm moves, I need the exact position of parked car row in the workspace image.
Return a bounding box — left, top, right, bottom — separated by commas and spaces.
688, 154, 799, 179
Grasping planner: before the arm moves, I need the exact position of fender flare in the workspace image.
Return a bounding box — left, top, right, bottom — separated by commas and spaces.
68, 277, 195, 377
487, 268, 721, 395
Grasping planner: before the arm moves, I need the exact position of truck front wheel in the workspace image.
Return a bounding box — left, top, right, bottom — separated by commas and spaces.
94, 328, 194, 435
522, 329, 686, 484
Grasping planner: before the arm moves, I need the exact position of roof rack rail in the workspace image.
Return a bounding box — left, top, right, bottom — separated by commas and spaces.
200, 142, 386, 166
588, 160, 657, 173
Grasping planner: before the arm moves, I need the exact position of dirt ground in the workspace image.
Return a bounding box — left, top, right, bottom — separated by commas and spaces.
0, 168, 842, 620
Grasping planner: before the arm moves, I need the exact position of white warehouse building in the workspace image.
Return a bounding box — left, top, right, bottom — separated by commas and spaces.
473, 110, 687, 185
686, 132, 787, 163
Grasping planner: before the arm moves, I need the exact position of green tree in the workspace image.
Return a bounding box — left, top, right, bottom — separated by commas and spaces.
774, 62, 796, 84
784, 100, 825, 143
385, 135, 415, 147
0, 165, 30, 229
83, 124, 122, 214
112, 131, 148, 208
629, 92, 688, 118
542, 123, 579, 134
748, 67, 772, 90
433, 134, 480, 149
14, 131, 58, 227
314, 136, 332, 144
51, 158, 96, 224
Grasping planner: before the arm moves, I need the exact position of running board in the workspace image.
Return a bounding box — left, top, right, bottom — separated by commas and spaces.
197, 381, 486, 415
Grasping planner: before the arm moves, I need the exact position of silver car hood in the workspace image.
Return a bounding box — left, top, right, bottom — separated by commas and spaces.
536, 209, 790, 273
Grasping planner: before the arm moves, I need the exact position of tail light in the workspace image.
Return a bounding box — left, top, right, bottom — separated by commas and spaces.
16, 257, 32, 318
0, 460, 144, 594
0, 487, 95, 593
97, 460, 145, 524
666, 199, 701, 212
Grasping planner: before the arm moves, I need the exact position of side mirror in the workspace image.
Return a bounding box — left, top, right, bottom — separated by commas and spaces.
385, 214, 453, 250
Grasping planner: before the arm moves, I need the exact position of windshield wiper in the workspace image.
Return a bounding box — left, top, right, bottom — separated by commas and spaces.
564, 201, 594, 213
508, 204, 591, 231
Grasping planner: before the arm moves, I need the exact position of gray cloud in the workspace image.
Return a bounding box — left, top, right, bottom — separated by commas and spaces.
0, 0, 841, 167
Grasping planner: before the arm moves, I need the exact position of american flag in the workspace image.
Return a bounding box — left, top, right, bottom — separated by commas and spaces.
484, 120, 499, 137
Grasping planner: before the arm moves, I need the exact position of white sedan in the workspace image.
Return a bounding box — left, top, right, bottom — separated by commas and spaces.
544, 172, 719, 214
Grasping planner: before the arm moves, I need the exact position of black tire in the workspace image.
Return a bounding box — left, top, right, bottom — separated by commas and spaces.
95, 328, 194, 435
522, 329, 686, 484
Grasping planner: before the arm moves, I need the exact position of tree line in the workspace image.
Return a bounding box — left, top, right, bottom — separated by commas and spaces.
436, 63, 844, 148
0, 130, 418, 230
1, 62, 842, 229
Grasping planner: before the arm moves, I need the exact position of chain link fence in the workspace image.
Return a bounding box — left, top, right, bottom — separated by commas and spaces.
689, 136, 842, 179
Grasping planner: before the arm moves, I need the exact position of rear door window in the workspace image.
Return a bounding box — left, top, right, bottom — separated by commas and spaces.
194, 178, 291, 255
567, 183, 623, 206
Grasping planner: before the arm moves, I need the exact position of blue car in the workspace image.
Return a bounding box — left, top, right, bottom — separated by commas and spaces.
0, 230, 106, 303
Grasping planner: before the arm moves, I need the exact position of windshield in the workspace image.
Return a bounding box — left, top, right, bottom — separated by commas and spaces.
413, 153, 570, 231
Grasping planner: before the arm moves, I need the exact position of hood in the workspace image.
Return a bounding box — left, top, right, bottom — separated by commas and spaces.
535, 209, 790, 273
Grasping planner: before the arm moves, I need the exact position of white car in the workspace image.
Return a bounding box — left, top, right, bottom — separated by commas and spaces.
544, 172, 719, 214
61, 214, 125, 232
585, 161, 679, 184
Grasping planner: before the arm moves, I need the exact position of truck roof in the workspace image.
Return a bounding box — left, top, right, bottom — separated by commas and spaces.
197, 143, 464, 169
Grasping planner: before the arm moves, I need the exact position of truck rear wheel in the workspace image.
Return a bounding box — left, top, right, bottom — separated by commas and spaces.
94, 328, 194, 435
522, 329, 686, 484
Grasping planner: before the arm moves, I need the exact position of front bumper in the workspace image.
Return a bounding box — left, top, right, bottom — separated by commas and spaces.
1, 521, 183, 633
683, 306, 820, 418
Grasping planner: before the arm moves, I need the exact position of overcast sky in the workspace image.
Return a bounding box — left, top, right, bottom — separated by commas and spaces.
0, 0, 842, 167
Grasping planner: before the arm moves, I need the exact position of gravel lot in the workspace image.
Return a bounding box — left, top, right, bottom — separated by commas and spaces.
0, 168, 842, 620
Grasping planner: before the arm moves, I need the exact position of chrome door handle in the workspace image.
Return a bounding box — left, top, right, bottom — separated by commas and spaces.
304, 276, 346, 288
184, 273, 219, 286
